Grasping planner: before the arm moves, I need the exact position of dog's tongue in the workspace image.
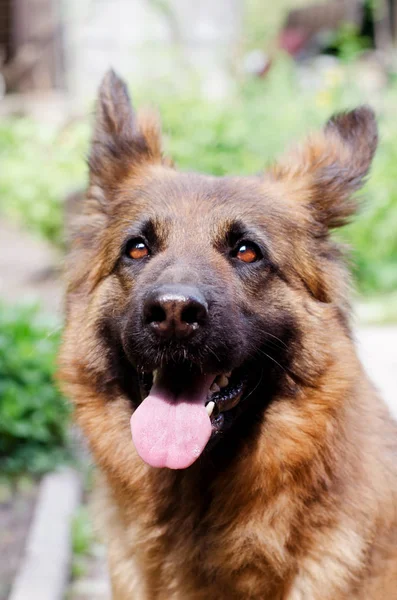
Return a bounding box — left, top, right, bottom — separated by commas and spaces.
131, 370, 214, 470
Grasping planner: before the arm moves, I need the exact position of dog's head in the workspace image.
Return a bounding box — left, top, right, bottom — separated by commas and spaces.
62, 70, 377, 471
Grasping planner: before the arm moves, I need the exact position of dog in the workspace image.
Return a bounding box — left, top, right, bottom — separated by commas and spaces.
60, 70, 397, 599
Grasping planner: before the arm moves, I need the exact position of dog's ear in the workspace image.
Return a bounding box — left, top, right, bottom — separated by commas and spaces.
93, 69, 136, 143
271, 106, 378, 233
88, 69, 167, 190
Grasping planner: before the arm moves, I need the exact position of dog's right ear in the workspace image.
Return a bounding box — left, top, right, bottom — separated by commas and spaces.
88, 70, 166, 191
270, 106, 378, 233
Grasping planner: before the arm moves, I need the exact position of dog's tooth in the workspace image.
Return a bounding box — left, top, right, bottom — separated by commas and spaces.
218, 375, 229, 388
206, 401, 215, 417
210, 383, 220, 393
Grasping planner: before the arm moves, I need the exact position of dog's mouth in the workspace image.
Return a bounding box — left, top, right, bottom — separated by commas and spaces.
204, 370, 245, 423
130, 365, 246, 470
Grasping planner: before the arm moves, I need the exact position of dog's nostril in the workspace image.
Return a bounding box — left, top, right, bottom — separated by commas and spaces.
181, 305, 198, 325
146, 304, 166, 324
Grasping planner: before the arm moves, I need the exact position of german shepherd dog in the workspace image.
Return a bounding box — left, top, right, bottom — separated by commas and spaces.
60, 71, 397, 599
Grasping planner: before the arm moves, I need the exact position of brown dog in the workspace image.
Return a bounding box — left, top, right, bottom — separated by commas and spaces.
60, 70, 397, 599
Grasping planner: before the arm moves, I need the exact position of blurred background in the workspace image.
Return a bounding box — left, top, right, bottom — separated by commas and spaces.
0, 1, 396, 599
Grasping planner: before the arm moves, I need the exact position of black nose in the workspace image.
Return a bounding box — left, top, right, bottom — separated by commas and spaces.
144, 285, 208, 340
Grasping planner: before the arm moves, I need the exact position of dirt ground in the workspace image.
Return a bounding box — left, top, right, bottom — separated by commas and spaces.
0, 480, 39, 600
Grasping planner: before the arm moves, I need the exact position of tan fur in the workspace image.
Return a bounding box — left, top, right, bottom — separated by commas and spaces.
60, 72, 397, 599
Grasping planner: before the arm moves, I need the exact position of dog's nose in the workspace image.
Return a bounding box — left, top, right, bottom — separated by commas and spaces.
144, 285, 208, 339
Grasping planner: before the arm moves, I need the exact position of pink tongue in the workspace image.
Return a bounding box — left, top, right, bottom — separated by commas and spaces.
130, 373, 214, 469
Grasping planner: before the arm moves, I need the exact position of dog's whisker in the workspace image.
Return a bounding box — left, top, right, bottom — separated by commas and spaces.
245, 346, 288, 376
259, 330, 289, 349
242, 368, 264, 403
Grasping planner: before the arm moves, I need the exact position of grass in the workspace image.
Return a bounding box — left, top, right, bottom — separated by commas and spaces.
71, 506, 96, 579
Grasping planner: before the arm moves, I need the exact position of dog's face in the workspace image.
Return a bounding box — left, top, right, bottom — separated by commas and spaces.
62, 71, 377, 471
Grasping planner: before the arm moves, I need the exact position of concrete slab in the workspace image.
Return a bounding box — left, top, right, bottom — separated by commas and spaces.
9, 469, 82, 600
356, 326, 397, 419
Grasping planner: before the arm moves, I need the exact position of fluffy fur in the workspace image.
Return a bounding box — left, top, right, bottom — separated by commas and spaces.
60, 70, 397, 599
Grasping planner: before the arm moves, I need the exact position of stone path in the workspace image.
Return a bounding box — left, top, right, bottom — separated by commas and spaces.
10, 470, 81, 600
0, 219, 62, 315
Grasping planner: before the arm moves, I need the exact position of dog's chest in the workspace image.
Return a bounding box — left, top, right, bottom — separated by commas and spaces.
129, 512, 282, 599
107, 473, 290, 599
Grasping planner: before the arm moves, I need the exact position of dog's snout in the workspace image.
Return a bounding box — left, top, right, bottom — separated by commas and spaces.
144, 285, 208, 340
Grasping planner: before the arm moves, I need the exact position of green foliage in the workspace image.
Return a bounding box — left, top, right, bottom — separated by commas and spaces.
0, 58, 396, 294
70, 505, 96, 579
244, 0, 302, 51
0, 303, 71, 475
329, 23, 371, 62
342, 133, 397, 294
72, 506, 94, 556
157, 62, 327, 175
0, 119, 88, 245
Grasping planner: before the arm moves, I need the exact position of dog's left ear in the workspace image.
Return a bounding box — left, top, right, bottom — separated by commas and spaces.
271, 106, 378, 233
89, 69, 167, 189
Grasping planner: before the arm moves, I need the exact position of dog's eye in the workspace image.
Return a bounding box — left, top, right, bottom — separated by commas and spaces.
234, 242, 262, 264
127, 239, 150, 260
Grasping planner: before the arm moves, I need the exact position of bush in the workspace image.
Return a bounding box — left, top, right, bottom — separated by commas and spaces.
0, 304, 70, 476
